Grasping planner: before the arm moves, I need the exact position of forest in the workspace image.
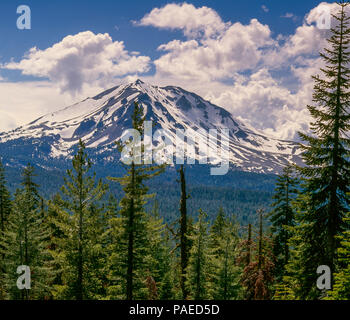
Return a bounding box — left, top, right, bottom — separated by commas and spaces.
0, 2, 349, 301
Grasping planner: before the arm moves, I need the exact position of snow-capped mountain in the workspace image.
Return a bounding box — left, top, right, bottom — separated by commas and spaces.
0, 79, 301, 174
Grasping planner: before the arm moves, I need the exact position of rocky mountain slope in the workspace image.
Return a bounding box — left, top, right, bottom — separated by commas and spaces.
0, 79, 301, 174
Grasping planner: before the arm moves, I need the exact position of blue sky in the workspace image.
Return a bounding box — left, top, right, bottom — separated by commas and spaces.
0, 1, 339, 140
0, 0, 324, 79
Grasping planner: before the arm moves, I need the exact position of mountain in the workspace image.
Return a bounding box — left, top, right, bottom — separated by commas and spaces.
0, 79, 301, 174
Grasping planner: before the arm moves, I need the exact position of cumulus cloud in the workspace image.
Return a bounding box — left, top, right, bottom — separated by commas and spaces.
137, 2, 344, 140
0, 110, 16, 133
1, 2, 345, 141
282, 1, 350, 58
201, 69, 311, 140
0, 80, 107, 131
137, 2, 228, 39
2, 31, 151, 95
155, 18, 274, 81
138, 2, 275, 80
306, 2, 340, 25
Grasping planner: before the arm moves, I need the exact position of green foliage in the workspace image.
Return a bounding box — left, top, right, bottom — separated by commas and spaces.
272, 276, 297, 300
269, 165, 299, 281
0, 160, 11, 233
209, 207, 242, 300
240, 211, 275, 300
146, 202, 174, 300
289, 3, 350, 299
0, 160, 12, 298
2, 13, 350, 299
185, 209, 212, 300
107, 102, 165, 300
49, 140, 108, 300
0, 165, 54, 299
327, 208, 350, 300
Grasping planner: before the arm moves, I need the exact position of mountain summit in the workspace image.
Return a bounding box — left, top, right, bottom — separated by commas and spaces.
0, 80, 300, 173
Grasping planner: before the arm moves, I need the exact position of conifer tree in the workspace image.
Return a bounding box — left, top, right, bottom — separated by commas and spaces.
240, 210, 274, 300
178, 165, 190, 299
186, 209, 212, 300
107, 101, 165, 300
0, 165, 54, 299
269, 165, 299, 281
166, 165, 193, 299
209, 207, 242, 300
146, 201, 174, 300
0, 160, 12, 298
50, 140, 108, 300
292, 2, 350, 298
237, 223, 253, 299
0, 160, 11, 234
327, 206, 350, 300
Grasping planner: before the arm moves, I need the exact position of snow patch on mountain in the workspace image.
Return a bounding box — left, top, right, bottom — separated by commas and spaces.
0, 79, 301, 174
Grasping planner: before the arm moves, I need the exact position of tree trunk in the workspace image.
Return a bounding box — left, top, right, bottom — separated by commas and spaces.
179, 165, 189, 300
126, 161, 135, 300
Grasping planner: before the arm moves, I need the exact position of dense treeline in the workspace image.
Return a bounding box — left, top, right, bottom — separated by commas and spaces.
3, 166, 275, 226
0, 2, 350, 301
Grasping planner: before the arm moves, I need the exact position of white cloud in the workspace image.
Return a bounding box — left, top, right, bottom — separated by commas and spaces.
0, 110, 16, 133
202, 69, 311, 140
281, 12, 299, 23
282, 13, 294, 18
0, 80, 108, 132
155, 18, 274, 81
1, 2, 345, 141
137, 2, 228, 39
2, 31, 151, 95
137, 2, 345, 140
305, 2, 340, 25
262, 5, 269, 13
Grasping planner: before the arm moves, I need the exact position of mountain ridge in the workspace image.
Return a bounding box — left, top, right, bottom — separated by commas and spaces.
0, 79, 301, 174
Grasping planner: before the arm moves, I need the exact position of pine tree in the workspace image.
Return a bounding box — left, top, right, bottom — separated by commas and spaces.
178, 165, 190, 299
327, 206, 350, 300
0, 165, 54, 299
50, 140, 108, 300
237, 223, 253, 299
209, 208, 242, 300
0, 160, 12, 298
186, 209, 212, 300
0, 160, 11, 234
146, 201, 174, 300
240, 210, 274, 300
107, 101, 165, 300
269, 165, 299, 281
272, 279, 297, 300
293, 2, 350, 298
166, 165, 193, 299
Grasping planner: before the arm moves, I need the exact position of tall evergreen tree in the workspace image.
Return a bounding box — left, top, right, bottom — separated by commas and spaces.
50, 140, 108, 300
209, 208, 242, 300
146, 201, 174, 300
166, 165, 193, 299
237, 224, 253, 289
186, 209, 212, 300
292, 2, 350, 298
0, 165, 54, 299
0, 160, 12, 298
0, 160, 11, 234
107, 101, 165, 300
269, 165, 299, 281
178, 165, 190, 299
